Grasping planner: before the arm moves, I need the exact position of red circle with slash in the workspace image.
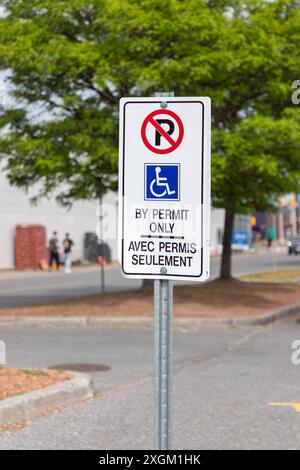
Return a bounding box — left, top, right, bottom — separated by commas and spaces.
141, 109, 184, 154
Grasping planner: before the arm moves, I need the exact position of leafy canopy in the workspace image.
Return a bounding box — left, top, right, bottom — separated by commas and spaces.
0, 0, 299, 210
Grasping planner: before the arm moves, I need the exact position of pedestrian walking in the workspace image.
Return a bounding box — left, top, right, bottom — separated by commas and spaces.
49, 231, 60, 271
267, 226, 275, 248
63, 233, 74, 273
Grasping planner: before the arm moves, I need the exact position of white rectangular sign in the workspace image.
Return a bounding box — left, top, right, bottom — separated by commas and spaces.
118, 97, 211, 281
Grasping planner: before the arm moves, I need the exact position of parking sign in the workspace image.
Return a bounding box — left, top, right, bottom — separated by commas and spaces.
118, 97, 211, 281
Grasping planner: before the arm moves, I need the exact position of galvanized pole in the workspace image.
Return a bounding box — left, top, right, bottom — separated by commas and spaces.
154, 278, 173, 449
153, 92, 174, 450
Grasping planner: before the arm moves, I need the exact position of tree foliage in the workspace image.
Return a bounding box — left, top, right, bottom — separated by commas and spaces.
0, 0, 300, 276
0, 0, 226, 203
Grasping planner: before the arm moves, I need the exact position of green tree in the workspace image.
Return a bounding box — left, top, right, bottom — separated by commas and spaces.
0, 0, 224, 204
211, 0, 300, 278
0, 0, 300, 280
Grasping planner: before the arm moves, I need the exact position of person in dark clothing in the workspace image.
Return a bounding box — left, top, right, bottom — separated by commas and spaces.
49, 231, 60, 271
63, 233, 74, 273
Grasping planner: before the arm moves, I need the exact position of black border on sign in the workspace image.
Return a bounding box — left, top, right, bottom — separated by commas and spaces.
121, 100, 205, 278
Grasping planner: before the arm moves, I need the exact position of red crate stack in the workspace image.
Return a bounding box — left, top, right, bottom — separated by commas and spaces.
15, 225, 48, 269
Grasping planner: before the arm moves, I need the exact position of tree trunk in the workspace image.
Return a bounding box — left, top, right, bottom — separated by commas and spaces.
220, 210, 235, 280
140, 279, 153, 293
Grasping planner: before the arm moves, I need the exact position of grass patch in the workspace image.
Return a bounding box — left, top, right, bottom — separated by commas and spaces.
22, 369, 48, 377
1, 278, 300, 319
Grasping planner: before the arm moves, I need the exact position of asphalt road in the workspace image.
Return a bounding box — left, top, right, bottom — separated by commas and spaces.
1, 313, 300, 449
0, 250, 299, 308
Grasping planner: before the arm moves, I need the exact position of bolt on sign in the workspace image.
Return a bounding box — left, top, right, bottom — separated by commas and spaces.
118, 97, 211, 281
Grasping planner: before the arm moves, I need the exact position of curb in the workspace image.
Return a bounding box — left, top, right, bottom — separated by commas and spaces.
228, 302, 300, 325
0, 316, 153, 329
180, 301, 300, 327
0, 371, 94, 427
0, 300, 300, 329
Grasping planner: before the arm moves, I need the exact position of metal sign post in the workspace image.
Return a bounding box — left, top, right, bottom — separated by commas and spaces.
153, 92, 174, 450
118, 92, 211, 450
154, 278, 173, 449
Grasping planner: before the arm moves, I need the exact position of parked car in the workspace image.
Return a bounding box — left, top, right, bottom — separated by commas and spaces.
287, 236, 300, 255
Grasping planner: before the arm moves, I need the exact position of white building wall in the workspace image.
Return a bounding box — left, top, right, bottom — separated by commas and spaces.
0, 171, 118, 269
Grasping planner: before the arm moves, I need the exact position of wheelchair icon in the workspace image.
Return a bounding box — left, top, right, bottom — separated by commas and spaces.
150, 167, 176, 198
145, 163, 180, 201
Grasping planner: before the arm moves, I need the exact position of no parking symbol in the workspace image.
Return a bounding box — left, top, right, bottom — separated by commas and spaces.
141, 109, 184, 154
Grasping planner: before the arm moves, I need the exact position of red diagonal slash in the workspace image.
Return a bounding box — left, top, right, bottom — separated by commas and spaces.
149, 117, 177, 147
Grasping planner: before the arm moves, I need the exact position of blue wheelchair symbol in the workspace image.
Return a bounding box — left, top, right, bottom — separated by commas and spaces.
145, 164, 180, 201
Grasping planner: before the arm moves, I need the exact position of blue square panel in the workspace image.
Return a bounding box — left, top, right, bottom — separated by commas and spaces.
144, 164, 180, 201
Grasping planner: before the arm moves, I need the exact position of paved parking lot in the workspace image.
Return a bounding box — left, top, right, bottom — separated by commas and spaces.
1, 312, 300, 449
